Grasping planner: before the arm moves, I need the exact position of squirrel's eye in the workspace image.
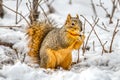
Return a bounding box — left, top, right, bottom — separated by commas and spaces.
72, 22, 75, 26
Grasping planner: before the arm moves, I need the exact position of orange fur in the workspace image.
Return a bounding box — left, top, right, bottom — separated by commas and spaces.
27, 22, 53, 63
27, 14, 85, 69
44, 35, 85, 70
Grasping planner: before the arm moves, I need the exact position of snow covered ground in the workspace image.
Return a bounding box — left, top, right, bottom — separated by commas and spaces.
0, 0, 120, 80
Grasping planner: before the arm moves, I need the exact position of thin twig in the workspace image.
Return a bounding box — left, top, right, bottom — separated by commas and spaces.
109, 0, 118, 23
109, 19, 119, 53
83, 19, 86, 34
92, 16, 110, 32
2, 3, 30, 26
97, 24, 110, 32
97, 0, 110, 17
93, 41, 95, 51
77, 49, 80, 63
81, 15, 108, 54
81, 15, 99, 55
39, 4, 51, 24
26, 3, 31, 12
22, 53, 26, 63
18, 0, 22, 7
16, 13, 29, 24
91, 0, 97, 17
82, 20, 86, 55
102, 41, 108, 55
0, 26, 21, 27
28, 0, 42, 24
102, 22, 107, 29
15, 0, 19, 24
13, 48, 19, 60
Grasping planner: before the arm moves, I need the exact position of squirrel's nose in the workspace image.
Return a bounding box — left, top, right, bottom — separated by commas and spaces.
74, 27, 78, 30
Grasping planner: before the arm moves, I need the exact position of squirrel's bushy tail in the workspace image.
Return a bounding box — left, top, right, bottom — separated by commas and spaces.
27, 22, 54, 64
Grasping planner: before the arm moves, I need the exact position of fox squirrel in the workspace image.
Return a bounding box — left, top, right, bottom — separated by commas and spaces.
27, 14, 85, 70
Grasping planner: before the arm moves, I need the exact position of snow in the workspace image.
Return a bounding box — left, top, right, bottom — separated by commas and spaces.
0, 0, 120, 80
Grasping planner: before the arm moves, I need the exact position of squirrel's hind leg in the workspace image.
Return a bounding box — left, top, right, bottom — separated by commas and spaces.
40, 49, 57, 69
60, 53, 72, 70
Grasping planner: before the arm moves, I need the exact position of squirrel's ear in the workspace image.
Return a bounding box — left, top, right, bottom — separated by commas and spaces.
76, 14, 79, 19
67, 14, 71, 20
65, 14, 71, 24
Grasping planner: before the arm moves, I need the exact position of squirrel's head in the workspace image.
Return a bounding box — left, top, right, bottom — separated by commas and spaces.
65, 14, 83, 38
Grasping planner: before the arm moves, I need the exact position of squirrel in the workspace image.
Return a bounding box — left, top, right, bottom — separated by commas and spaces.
27, 14, 85, 70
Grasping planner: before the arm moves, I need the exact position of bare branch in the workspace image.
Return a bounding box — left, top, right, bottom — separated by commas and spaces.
97, 24, 110, 32
97, 0, 119, 24
39, 4, 51, 24
102, 41, 108, 55
0, 42, 13, 48
93, 41, 95, 51
109, 0, 118, 23
15, 0, 19, 24
109, 19, 119, 53
22, 53, 27, 63
17, 13, 29, 24
97, 0, 110, 17
92, 17, 110, 32
91, 0, 97, 17
81, 15, 99, 55
83, 19, 86, 34
26, 3, 31, 12
77, 49, 80, 63
81, 15, 108, 54
0, 26, 21, 28
81, 20, 86, 55
2, 3, 30, 26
